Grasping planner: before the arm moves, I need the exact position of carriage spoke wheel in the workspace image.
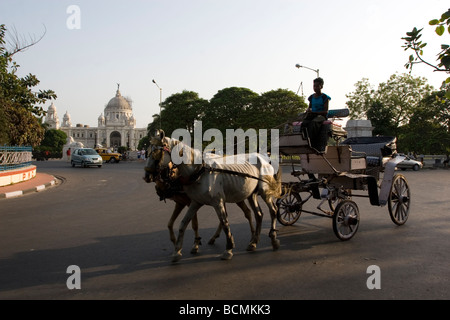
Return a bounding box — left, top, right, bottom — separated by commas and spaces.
388, 174, 410, 225
276, 191, 302, 226
332, 200, 359, 241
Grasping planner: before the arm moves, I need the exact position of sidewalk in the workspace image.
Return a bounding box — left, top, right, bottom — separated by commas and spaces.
0, 173, 58, 199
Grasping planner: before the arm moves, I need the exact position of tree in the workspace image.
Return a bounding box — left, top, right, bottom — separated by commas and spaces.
39, 129, 67, 153
346, 74, 433, 136
147, 90, 207, 140
162, 90, 207, 134
0, 24, 56, 146
239, 89, 307, 130
366, 100, 396, 136
418, 90, 450, 131
145, 87, 306, 153
399, 118, 450, 155
203, 87, 259, 133
346, 78, 375, 120
402, 8, 450, 99
398, 89, 450, 154
375, 73, 433, 128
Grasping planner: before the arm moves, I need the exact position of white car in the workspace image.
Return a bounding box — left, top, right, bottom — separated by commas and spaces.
71, 148, 103, 168
397, 156, 422, 171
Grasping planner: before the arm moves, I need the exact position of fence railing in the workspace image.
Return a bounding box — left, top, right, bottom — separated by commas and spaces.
0, 146, 33, 171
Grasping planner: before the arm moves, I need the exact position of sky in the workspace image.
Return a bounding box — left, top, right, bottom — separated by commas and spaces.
0, 0, 448, 128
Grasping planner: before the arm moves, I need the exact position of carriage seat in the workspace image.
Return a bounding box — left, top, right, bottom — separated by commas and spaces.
285, 108, 349, 136
280, 109, 350, 156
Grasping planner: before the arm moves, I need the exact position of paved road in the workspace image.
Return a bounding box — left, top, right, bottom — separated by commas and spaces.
1, 160, 449, 300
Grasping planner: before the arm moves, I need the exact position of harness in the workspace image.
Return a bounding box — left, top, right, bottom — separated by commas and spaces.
152, 144, 268, 186
177, 162, 269, 185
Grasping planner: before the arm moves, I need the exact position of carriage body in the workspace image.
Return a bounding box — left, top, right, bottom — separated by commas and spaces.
277, 109, 411, 240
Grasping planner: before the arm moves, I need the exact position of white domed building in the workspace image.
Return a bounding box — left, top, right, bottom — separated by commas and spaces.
45, 86, 147, 150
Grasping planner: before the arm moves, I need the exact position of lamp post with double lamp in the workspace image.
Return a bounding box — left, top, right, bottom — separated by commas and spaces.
152, 79, 162, 128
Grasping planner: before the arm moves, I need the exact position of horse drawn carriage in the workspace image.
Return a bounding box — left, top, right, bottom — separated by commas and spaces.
145, 108, 411, 261
277, 109, 411, 240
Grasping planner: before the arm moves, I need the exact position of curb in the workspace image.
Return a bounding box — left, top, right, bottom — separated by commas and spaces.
0, 177, 58, 199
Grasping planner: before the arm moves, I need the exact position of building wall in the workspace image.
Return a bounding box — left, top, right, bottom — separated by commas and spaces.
60, 126, 147, 150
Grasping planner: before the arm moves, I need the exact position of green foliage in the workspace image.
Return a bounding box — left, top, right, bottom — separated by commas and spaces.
0, 24, 56, 146
345, 75, 450, 154
346, 73, 433, 136
137, 135, 150, 151
399, 95, 450, 154
146, 87, 306, 146
366, 100, 397, 136
37, 129, 67, 153
158, 90, 208, 139
402, 8, 450, 100
239, 89, 307, 130
203, 87, 259, 134
346, 78, 375, 120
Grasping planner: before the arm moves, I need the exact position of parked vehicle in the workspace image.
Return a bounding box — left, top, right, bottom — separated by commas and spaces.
397, 155, 422, 171
71, 148, 102, 168
95, 148, 122, 163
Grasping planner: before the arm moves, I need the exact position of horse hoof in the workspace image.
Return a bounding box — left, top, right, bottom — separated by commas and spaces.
190, 246, 199, 254
246, 243, 257, 252
272, 240, 281, 251
221, 250, 233, 260
172, 252, 182, 263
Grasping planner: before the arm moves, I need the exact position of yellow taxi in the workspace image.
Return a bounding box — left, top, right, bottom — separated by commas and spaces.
95, 148, 122, 163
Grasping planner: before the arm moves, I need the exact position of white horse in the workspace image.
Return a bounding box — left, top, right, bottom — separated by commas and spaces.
149, 131, 281, 262
144, 163, 256, 255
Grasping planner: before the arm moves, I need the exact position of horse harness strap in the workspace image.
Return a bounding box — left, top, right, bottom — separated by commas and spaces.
178, 164, 267, 185
179, 165, 207, 185
205, 166, 267, 183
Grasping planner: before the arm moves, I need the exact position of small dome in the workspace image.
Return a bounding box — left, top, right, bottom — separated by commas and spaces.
105, 88, 132, 111
98, 113, 105, 120
48, 102, 56, 110
63, 111, 71, 120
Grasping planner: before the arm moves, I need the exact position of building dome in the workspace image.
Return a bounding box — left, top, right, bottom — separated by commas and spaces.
63, 111, 71, 120
105, 88, 132, 111
62, 110, 72, 127
48, 102, 56, 111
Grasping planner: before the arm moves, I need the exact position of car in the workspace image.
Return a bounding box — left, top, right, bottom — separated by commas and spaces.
95, 148, 122, 163
71, 148, 103, 168
397, 155, 423, 171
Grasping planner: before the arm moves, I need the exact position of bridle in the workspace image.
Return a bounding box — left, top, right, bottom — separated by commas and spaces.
148, 143, 178, 182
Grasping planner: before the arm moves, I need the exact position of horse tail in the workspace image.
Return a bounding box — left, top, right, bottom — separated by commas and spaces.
261, 167, 282, 198
273, 167, 282, 198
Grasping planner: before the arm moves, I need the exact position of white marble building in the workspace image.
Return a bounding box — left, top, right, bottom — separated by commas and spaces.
344, 119, 374, 138
45, 86, 147, 150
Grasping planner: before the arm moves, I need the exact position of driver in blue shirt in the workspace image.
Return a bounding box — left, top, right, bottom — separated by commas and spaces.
302, 77, 331, 152
307, 77, 330, 118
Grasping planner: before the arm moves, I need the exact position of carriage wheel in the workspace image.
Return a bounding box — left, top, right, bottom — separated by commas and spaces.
332, 200, 360, 241
276, 191, 302, 226
388, 174, 410, 225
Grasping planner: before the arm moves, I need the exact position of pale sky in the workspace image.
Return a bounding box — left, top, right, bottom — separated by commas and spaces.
0, 0, 448, 128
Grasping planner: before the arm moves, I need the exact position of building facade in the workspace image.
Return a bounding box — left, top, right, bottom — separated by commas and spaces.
45, 86, 148, 150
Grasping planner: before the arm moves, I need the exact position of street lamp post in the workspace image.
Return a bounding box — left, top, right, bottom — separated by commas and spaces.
152, 79, 162, 128
295, 63, 320, 78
